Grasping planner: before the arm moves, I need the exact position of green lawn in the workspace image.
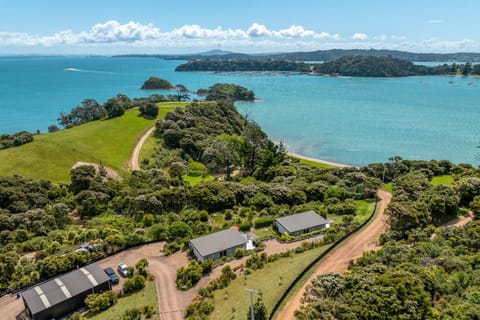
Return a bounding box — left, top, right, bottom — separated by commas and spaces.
208, 244, 329, 319
431, 175, 454, 186
382, 182, 393, 193
86, 281, 159, 320
327, 199, 376, 225
138, 134, 159, 169
0, 102, 189, 183
183, 174, 215, 186
295, 157, 334, 169
253, 228, 277, 239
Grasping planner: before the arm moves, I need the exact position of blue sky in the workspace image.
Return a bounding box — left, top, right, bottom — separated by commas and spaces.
1, 0, 479, 54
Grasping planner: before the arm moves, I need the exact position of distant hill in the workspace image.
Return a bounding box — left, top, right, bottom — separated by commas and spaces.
114, 49, 480, 62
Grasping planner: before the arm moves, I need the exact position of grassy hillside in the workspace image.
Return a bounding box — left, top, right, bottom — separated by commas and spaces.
0, 102, 188, 182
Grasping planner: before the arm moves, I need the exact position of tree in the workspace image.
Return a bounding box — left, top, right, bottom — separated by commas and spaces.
203, 134, 243, 178
139, 103, 159, 118
48, 125, 60, 133
172, 84, 191, 101
247, 298, 267, 320
70, 165, 96, 193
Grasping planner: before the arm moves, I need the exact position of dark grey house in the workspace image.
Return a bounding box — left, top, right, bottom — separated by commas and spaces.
22, 263, 111, 320
189, 229, 248, 262
273, 211, 331, 236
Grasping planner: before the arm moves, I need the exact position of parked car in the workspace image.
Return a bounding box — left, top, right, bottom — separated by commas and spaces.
117, 263, 129, 277
104, 267, 119, 284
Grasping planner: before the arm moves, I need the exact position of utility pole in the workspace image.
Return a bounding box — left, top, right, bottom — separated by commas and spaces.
244, 287, 261, 320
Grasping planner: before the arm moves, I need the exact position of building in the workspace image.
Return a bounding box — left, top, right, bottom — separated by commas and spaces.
22, 263, 111, 320
273, 211, 331, 236
189, 229, 248, 262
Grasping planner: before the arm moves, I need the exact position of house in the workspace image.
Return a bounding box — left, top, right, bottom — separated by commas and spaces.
189, 229, 248, 262
22, 263, 111, 320
273, 211, 331, 236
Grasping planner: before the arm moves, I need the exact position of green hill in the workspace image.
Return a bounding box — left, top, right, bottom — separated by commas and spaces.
0, 102, 187, 182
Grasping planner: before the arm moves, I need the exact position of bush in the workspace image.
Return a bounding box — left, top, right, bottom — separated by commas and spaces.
122, 307, 142, 320
85, 290, 118, 313
0, 131, 34, 149
176, 260, 203, 290
188, 161, 207, 177
254, 216, 275, 229
139, 103, 159, 118
239, 221, 252, 232
123, 275, 146, 294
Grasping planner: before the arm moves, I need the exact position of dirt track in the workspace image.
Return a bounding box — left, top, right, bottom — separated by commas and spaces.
129, 126, 155, 171
273, 190, 392, 320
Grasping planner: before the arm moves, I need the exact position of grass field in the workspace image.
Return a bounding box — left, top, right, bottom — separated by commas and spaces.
0, 102, 188, 183
382, 182, 393, 193
295, 157, 334, 169
208, 244, 329, 319
183, 174, 215, 186
327, 199, 376, 225
86, 281, 159, 320
431, 175, 454, 186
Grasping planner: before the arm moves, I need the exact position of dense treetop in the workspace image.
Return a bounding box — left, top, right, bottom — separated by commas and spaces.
175, 59, 309, 72
141, 77, 174, 90
175, 56, 480, 77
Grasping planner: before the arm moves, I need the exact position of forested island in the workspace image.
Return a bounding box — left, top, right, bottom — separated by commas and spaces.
115, 48, 480, 63
176, 55, 480, 77
141, 76, 174, 90
1, 82, 480, 320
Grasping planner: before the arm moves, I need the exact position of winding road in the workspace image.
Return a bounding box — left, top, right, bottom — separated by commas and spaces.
273, 189, 392, 320
129, 126, 155, 171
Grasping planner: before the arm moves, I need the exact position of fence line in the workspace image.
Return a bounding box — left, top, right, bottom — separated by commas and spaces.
268, 197, 379, 320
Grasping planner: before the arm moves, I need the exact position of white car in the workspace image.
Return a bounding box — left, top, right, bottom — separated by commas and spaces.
117, 263, 129, 277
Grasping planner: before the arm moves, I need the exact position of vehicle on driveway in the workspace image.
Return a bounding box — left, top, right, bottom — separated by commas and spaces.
117, 263, 129, 277
104, 267, 119, 284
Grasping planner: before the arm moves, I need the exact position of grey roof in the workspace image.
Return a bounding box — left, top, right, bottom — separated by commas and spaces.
22, 263, 110, 315
190, 229, 247, 257
275, 211, 330, 233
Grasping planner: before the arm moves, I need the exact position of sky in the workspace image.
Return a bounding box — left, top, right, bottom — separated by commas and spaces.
1, 0, 479, 55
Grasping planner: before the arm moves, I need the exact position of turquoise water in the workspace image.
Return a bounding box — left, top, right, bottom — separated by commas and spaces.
1, 56, 479, 166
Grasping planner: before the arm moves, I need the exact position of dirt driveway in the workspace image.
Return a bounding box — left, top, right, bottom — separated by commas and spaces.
273, 190, 392, 320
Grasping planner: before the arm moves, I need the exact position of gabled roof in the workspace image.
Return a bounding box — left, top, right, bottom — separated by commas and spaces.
275, 211, 330, 233
22, 263, 110, 315
190, 229, 247, 257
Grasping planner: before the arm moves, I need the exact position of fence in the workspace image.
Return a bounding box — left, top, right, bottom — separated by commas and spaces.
268, 197, 379, 320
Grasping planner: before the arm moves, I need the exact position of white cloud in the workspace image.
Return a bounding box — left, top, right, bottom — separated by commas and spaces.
247, 23, 272, 37
81, 20, 161, 43
352, 33, 368, 40
169, 24, 247, 39
1, 20, 479, 54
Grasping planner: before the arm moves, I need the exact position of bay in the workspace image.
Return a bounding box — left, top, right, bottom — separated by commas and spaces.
0, 56, 479, 166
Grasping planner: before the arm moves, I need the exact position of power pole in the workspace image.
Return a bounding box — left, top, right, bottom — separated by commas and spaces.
244, 287, 261, 320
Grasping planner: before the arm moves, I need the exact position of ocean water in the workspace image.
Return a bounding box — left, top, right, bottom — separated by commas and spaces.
0, 56, 479, 166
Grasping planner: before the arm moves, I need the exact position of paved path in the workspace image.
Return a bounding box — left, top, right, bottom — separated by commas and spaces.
129, 126, 155, 171
273, 190, 392, 320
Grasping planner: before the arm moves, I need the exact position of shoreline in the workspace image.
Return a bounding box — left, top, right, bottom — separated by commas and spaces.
287, 152, 353, 168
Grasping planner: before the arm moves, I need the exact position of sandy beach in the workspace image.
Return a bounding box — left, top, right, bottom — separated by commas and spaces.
287, 152, 353, 168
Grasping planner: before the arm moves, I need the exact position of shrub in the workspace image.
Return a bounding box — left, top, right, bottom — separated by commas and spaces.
239, 221, 252, 232
122, 307, 142, 320
188, 161, 207, 177
85, 290, 117, 313
123, 275, 146, 294
176, 260, 203, 290
254, 216, 275, 229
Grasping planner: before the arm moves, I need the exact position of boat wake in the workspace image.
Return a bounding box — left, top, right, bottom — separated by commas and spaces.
64, 67, 116, 75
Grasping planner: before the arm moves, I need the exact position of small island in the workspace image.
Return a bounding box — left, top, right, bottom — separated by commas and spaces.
141, 76, 174, 90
